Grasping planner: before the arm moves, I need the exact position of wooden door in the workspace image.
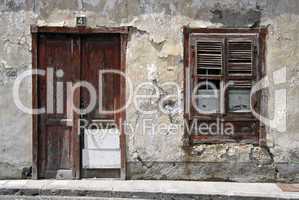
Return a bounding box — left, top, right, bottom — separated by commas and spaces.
36, 32, 124, 179
81, 34, 120, 121
37, 34, 81, 179
33, 27, 128, 180
80, 34, 122, 178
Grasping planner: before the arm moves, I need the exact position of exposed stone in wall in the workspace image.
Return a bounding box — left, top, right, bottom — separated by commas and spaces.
127, 162, 277, 182
128, 143, 277, 181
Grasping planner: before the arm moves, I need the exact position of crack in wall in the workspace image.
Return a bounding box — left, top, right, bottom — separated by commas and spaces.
264, 146, 279, 179
32, 0, 36, 13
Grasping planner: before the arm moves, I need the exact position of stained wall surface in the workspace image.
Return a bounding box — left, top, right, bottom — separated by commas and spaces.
0, 0, 298, 182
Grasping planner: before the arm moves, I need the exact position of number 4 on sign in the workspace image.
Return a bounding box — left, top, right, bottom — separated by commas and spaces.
76, 16, 86, 26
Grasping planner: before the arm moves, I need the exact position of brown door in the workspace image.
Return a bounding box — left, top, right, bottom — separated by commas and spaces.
37, 33, 121, 179
81, 35, 119, 121
38, 34, 81, 179
80, 35, 121, 178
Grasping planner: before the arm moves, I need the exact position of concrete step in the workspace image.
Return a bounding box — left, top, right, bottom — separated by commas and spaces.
0, 180, 298, 200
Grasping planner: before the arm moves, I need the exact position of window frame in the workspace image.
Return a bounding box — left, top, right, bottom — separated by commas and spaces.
183, 27, 267, 146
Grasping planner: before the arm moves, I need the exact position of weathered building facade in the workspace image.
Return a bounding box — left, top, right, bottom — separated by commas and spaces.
0, 0, 299, 182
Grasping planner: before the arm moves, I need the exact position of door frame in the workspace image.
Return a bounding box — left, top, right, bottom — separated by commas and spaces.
31, 25, 129, 179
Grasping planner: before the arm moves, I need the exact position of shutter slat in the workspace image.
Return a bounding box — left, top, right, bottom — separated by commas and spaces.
196, 40, 223, 75
230, 80, 252, 88
228, 40, 253, 75
199, 66, 222, 69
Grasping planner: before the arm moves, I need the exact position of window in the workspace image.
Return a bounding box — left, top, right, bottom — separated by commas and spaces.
183, 28, 267, 145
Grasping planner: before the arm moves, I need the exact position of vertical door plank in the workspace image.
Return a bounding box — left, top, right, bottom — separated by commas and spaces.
119, 33, 128, 180
31, 32, 39, 179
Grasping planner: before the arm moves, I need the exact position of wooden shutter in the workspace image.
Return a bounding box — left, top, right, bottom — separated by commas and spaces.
196, 39, 224, 75
227, 38, 254, 75
186, 30, 262, 145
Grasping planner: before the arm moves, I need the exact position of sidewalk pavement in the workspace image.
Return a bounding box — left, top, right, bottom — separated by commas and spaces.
0, 180, 298, 199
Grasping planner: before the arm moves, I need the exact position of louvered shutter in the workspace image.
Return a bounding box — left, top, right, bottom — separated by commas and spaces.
196, 39, 224, 75
186, 30, 261, 144
227, 39, 254, 75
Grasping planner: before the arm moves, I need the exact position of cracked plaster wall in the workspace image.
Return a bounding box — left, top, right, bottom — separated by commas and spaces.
0, 0, 298, 182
